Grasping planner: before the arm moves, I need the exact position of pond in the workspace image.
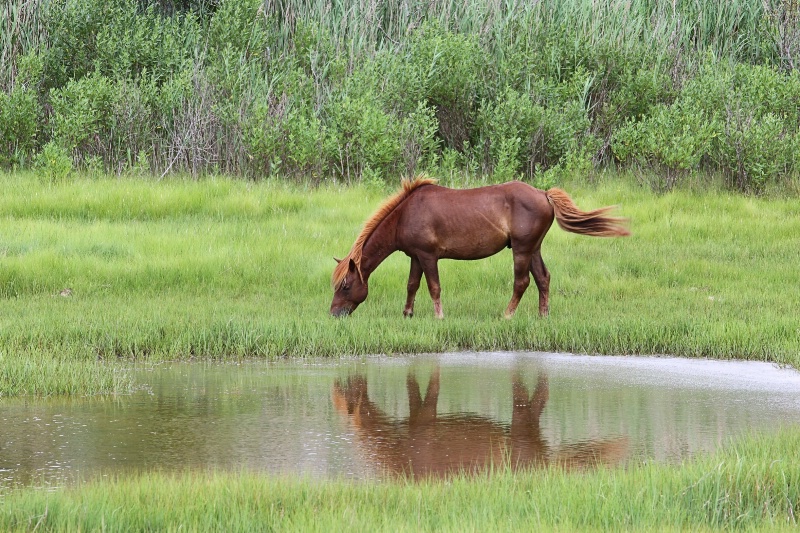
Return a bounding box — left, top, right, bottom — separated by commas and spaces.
2, 352, 800, 488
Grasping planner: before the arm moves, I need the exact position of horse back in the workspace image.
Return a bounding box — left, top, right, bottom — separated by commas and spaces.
395, 182, 553, 259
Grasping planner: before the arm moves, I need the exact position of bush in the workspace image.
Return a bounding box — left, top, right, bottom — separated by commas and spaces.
245, 92, 326, 180
475, 78, 592, 181
405, 23, 486, 152
323, 92, 404, 182
398, 101, 440, 176
0, 52, 43, 167
612, 104, 720, 190
42, 0, 199, 88
34, 141, 73, 183
0, 87, 40, 167
718, 110, 793, 192
612, 61, 800, 191
49, 71, 116, 162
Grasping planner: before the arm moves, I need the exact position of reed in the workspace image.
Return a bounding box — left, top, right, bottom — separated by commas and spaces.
0, 0, 46, 89
2, 429, 798, 531
265, 0, 772, 61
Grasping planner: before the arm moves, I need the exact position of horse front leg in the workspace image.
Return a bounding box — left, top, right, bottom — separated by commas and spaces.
407, 366, 440, 424
419, 256, 444, 319
403, 256, 423, 318
505, 252, 532, 318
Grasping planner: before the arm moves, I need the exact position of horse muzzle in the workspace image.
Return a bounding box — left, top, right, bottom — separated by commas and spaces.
330, 306, 352, 318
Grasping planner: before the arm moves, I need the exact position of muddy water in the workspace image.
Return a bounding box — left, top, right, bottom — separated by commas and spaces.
2, 352, 799, 487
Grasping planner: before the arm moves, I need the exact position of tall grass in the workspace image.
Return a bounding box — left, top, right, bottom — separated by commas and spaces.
1, 170, 799, 396
2, 429, 799, 530
0, 0, 46, 89
266, 0, 774, 63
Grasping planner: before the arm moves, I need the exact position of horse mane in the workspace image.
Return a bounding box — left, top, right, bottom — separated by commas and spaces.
332, 176, 437, 288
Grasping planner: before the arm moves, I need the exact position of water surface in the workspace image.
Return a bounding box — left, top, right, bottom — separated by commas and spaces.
2, 352, 799, 487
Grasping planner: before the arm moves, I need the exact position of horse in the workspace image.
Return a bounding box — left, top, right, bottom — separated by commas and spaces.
330, 177, 629, 318
332, 368, 629, 478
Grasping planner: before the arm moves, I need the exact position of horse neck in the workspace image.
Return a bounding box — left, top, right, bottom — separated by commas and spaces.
359, 212, 399, 279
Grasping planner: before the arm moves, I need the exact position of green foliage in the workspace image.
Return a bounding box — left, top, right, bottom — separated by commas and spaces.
0, 52, 43, 166
405, 23, 485, 151
49, 71, 116, 157
33, 141, 73, 183
0, 86, 39, 167
613, 61, 800, 191
476, 87, 542, 179
475, 80, 593, 181
612, 104, 720, 190
398, 101, 440, 175
42, 0, 199, 88
245, 92, 326, 179
1, 0, 799, 188
324, 92, 404, 181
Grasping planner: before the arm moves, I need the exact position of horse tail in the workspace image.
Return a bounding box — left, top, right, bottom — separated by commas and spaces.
545, 188, 630, 237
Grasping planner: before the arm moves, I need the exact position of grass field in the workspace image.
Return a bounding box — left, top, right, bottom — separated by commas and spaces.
3, 170, 799, 530
2, 429, 798, 531
1, 170, 799, 396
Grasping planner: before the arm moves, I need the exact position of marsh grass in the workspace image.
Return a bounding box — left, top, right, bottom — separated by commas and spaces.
0, 351, 132, 397
1, 170, 799, 396
2, 429, 799, 531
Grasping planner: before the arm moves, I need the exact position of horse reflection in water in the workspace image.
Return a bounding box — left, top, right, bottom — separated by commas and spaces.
332, 368, 628, 479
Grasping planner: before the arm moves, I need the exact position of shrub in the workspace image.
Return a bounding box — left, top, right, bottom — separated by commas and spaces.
612, 61, 800, 191
42, 0, 199, 88
612, 103, 720, 190
398, 101, 440, 176
405, 23, 486, 152
475, 78, 592, 181
34, 141, 73, 183
0, 52, 43, 167
323, 92, 404, 182
245, 92, 326, 180
718, 110, 793, 192
0, 86, 40, 167
2, 0, 799, 188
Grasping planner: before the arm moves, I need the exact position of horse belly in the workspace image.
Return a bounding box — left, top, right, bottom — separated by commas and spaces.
398, 190, 514, 259
437, 212, 511, 259
439, 235, 508, 260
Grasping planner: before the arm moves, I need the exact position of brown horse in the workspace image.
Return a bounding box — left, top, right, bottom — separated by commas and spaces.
332, 368, 629, 479
331, 177, 629, 318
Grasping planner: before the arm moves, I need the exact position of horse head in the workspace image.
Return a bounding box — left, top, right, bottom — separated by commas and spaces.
330, 257, 368, 317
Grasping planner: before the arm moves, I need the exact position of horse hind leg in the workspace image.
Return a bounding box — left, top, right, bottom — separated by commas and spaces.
419, 255, 444, 319
505, 251, 533, 318
530, 249, 550, 317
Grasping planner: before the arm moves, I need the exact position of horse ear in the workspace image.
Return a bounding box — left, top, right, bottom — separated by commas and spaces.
348, 258, 357, 273
334, 257, 342, 264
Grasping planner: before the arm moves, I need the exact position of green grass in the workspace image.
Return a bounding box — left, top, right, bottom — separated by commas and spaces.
0, 351, 131, 397
2, 429, 798, 531
1, 170, 799, 396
